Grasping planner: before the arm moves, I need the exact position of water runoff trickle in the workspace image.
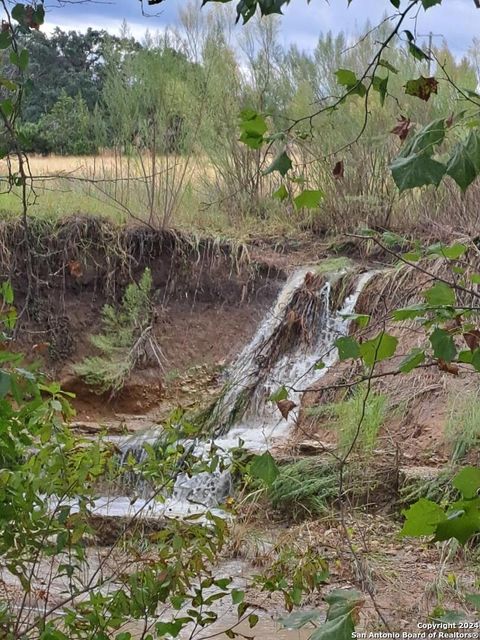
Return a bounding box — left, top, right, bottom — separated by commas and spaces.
88, 266, 374, 520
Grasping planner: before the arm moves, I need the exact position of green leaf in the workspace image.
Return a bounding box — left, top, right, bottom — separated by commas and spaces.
453, 467, 480, 500
248, 614, 259, 628
434, 513, 480, 545
446, 132, 480, 191
279, 610, 323, 630
335, 69, 357, 87
239, 109, 267, 136
359, 332, 398, 367
372, 75, 388, 106
293, 189, 324, 210
1, 281, 14, 305
341, 313, 370, 328
335, 336, 360, 360
269, 386, 288, 402
390, 155, 446, 192
422, 0, 442, 8
392, 304, 428, 320
155, 620, 185, 637
310, 590, 364, 640
272, 184, 288, 201
310, 615, 355, 640
335, 69, 366, 97
430, 328, 456, 362
399, 348, 425, 373
0, 31, 12, 50
231, 589, 244, 605
10, 49, 29, 72
239, 109, 267, 149
426, 243, 468, 260
424, 282, 455, 306
264, 151, 292, 177
471, 349, 480, 371
402, 119, 445, 157
403, 250, 422, 262
401, 498, 446, 536
249, 451, 279, 486
408, 43, 431, 63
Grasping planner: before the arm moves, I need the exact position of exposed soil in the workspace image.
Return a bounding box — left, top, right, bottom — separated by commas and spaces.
5, 223, 480, 632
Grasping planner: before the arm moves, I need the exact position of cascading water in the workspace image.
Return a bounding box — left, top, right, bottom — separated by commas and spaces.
87, 266, 374, 519
206, 268, 374, 452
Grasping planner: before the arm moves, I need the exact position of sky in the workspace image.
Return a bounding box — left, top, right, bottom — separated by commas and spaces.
42, 0, 480, 57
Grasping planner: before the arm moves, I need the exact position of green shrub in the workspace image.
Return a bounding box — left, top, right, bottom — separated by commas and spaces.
74, 268, 163, 394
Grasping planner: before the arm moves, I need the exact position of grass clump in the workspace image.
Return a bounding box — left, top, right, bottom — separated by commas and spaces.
268, 459, 338, 520
307, 387, 388, 454
74, 268, 163, 394
444, 390, 480, 463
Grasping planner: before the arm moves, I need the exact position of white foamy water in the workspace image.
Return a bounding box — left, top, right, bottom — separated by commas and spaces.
205, 268, 374, 452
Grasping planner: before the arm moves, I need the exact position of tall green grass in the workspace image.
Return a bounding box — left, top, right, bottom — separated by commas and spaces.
307, 387, 388, 454
444, 390, 480, 463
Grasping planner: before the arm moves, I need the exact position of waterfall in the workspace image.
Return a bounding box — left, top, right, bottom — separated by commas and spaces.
202, 268, 373, 452
95, 266, 374, 517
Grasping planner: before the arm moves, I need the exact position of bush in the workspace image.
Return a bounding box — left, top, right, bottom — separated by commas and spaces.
24, 90, 100, 155
74, 268, 163, 394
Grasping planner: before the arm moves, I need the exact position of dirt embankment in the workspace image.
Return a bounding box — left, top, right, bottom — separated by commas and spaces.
3, 216, 308, 419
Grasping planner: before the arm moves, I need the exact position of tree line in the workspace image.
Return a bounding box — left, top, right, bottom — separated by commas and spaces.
9, 10, 480, 159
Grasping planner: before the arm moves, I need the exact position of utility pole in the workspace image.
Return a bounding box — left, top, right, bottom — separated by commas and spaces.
418, 32, 444, 76
427, 31, 433, 76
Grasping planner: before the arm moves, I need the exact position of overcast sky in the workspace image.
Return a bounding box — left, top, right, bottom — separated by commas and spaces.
43, 0, 479, 56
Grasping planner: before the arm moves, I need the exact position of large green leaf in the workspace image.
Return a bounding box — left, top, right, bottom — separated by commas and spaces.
429, 328, 456, 362
359, 332, 398, 367
279, 610, 323, 629
402, 119, 445, 157
335, 336, 360, 360
249, 451, 279, 486
309, 589, 364, 640
453, 467, 480, 500
401, 498, 446, 537
399, 348, 425, 373
264, 151, 292, 177
446, 131, 480, 191
390, 154, 446, 192
434, 513, 480, 545
294, 189, 324, 209
424, 282, 455, 306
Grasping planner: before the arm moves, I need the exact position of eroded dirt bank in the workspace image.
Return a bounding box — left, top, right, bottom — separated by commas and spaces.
3, 218, 479, 632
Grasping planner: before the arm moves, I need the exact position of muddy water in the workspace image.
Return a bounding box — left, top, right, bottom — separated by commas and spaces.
127, 610, 313, 639
127, 615, 313, 639
126, 560, 316, 639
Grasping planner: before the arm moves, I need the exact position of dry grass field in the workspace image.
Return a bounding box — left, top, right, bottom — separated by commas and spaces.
0, 152, 301, 238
